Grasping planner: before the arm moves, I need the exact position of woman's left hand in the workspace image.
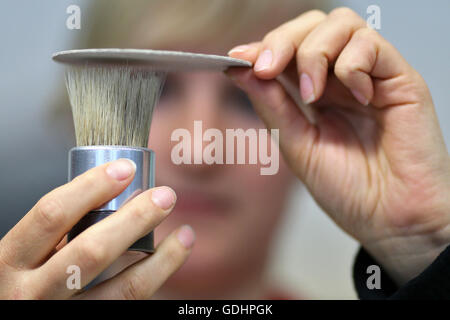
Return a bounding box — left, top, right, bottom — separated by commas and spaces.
227, 7, 450, 285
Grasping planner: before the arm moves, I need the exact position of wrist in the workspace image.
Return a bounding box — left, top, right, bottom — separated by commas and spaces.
364, 216, 450, 286
365, 167, 450, 286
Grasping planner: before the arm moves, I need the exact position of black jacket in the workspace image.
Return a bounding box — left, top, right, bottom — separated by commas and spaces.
353, 245, 450, 299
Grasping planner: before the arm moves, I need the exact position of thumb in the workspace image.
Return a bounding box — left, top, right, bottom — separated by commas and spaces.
224, 67, 317, 179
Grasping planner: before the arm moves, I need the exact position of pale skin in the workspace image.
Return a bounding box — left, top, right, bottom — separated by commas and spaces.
0, 159, 194, 299
226, 8, 450, 285
0, 8, 449, 298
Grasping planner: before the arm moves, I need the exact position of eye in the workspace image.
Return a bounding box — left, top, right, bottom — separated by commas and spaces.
222, 85, 256, 116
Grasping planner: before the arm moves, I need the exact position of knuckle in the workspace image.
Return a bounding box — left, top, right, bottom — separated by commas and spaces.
75, 170, 98, 190
120, 274, 146, 300
77, 237, 108, 270
262, 29, 278, 43
334, 63, 354, 79
297, 46, 317, 61
35, 196, 65, 232
130, 197, 160, 226
354, 27, 378, 40
405, 73, 429, 102
329, 7, 358, 19
304, 9, 327, 20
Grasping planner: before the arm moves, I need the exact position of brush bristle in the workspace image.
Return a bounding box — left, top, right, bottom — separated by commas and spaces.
65, 65, 166, 147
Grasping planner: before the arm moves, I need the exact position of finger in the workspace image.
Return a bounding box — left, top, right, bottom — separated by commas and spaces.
335, 27, 420, 108
55, 235, 68, 252
228, 10, 326, 79
225, 67, 317, 178
44, 235, 69, 262
28, 186, 177, 299
75, 225, 195, 300
255, 10, 327, 78
227, 41, 262, 63
297, 8, 366, 103
0, 159, 136, 269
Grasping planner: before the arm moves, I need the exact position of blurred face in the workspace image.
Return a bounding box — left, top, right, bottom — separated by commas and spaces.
148, 70, 294, 294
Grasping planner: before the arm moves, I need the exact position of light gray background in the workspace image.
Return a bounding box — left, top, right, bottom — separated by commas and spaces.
0, 0, 448, 299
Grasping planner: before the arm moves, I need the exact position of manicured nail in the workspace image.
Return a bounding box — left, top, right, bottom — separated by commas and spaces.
228, 45, 251, 55
106, 159, 136, 181
177, 225, 195, 249
351, 89, 369, 106
300, 73, 315, 104
151, 187, 176, 210
254, 49, 273, 72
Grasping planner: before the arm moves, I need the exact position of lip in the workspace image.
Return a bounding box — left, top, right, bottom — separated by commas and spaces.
173, 189, 233, 217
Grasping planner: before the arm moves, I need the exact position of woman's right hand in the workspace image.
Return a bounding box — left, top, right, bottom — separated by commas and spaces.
0, 159, 194, 299
227, 8, 450, 285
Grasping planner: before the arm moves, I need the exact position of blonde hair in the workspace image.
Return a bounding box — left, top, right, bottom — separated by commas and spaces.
52, 0, 330, 120
80, 0, 327, 49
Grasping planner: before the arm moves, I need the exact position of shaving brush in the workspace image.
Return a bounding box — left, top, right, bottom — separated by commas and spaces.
64, 65, 166, 252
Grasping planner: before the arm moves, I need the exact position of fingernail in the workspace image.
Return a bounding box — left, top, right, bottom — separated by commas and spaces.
351, 89, 369, 106
151, 187, 176, 210
254, 49, 272, 72
228, 45, 250, 56
177, 225, 195, 249
300, 73, 315, 104
106, 159, 136, 181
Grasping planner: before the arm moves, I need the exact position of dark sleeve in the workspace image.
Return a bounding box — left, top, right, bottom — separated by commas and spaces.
353, 245, 450, 299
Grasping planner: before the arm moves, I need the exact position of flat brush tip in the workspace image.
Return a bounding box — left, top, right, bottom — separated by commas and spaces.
65, 65, 166, 147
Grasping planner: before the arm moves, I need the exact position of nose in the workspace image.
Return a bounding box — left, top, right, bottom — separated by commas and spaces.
179, 74, 223, 130
173, 73, 227, 177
